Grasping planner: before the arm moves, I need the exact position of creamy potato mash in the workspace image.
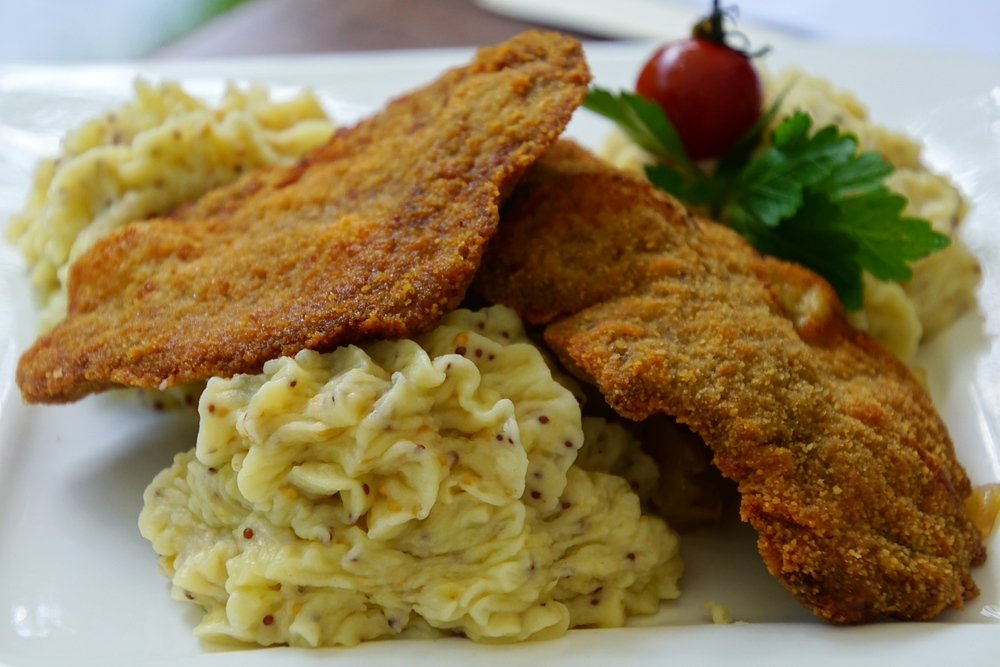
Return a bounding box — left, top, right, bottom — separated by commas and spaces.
139, 306, 682, 647
600, 70, 979, 362
7, 79, 334, 331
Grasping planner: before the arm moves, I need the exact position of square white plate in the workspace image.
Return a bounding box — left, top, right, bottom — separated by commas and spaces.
1, 39, 999, 666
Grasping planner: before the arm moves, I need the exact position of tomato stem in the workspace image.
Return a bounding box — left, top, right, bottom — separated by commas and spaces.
691, 1, 769, 59
692, 0, 726, 45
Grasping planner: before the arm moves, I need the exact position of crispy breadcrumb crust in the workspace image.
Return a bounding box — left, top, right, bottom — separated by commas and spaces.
16, 31, 590, 403
476, 141, 985, 623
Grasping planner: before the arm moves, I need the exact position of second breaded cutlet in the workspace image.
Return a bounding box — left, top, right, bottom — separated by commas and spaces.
475, 140, 985, 624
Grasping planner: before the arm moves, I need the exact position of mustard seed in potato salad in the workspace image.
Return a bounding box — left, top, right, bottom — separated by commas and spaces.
139, 306, 682, 647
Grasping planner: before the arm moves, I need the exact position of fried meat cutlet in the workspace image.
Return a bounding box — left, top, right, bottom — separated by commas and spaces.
16, 31, 590, 404
475, 140, 985, 623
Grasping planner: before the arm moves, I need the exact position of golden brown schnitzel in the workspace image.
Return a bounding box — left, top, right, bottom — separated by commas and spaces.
16, 31, 590, 404
475, 140, 985, 623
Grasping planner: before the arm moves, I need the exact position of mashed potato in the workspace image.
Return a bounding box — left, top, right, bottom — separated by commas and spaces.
139, 306, 682, 647
6, 79, 334, 331
600, 70, 979, 362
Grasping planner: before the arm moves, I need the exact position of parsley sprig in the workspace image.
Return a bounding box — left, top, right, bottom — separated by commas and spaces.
583, 88, 950, 310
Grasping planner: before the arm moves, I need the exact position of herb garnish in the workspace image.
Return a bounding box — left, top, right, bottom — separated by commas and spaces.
583, 88, 950, 310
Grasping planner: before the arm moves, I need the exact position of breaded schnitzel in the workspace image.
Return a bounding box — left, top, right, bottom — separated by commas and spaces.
475, 141, 985, 623
16, 31, 589, 404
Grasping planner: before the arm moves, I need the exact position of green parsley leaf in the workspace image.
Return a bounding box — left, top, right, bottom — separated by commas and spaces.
583, 89, 700, 180
816, 151, 894, 197
583, 86, 951, 310
734, 113, 857, 227
749, 194, 866, 309
836, 189, 951, 282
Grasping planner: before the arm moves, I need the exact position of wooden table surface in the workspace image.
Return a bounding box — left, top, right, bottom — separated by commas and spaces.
153, 0, 606, 58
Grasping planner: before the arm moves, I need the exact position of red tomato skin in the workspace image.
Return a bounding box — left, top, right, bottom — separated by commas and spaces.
636, 39, 762, 160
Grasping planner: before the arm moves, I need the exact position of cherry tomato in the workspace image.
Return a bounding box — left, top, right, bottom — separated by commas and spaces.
636, 38, 761, 161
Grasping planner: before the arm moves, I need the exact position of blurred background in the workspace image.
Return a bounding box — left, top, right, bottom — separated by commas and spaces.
0, 0, 998, 62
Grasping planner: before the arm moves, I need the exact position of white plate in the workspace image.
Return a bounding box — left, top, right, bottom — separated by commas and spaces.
1, 39, 999, 667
